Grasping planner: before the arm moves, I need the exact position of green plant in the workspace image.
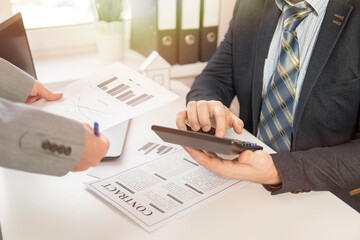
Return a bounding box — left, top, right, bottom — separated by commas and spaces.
95, 0, 127, 22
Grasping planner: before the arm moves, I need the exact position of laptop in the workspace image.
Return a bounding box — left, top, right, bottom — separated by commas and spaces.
0, 13, 129, 159
0, 13, 37, 78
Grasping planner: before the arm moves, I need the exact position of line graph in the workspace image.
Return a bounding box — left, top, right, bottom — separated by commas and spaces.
62, 95, 118, 122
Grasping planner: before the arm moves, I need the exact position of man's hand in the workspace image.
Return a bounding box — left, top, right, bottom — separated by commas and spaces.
176, 100, 279, 184
25, 80, 63, 104
184, 147, 282, 185
176, 100, 244, 137
71, 123, 110, 172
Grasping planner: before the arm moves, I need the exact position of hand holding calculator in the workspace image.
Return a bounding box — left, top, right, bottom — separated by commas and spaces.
152, 125, 263, 155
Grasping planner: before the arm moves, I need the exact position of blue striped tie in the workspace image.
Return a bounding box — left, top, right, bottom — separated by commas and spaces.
258, 5, 312, 152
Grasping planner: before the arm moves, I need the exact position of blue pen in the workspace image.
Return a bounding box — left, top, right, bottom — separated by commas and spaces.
94, 122, 100, 137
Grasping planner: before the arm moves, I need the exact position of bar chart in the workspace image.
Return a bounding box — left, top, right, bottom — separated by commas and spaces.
138, 142, 175, 156
97, 76, 118, 91
97, 77, 154, 107
34, 62, 178, 131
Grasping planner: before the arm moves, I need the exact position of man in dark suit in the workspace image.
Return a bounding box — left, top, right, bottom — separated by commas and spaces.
176, 0, 360, 211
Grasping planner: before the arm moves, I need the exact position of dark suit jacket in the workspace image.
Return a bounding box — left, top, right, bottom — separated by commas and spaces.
187, 0, 360, 212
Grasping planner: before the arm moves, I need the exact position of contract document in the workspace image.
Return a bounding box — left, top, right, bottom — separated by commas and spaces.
88, 141, 180, 179
32, 62, 178, 130
86, 142, 247, 232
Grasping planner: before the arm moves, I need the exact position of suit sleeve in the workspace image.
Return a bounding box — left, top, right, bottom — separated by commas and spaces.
0, 57, 85, 176
186, 1, 240, 108
270, 115, 360, 194
0, 97, 86, 176
0, 58, 35, 103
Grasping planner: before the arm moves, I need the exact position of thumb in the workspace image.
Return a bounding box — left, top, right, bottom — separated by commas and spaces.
236, 150, 253, 164
41, 87, 63, 101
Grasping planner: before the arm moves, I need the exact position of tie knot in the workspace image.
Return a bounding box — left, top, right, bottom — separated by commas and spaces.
283, 5, 312, 32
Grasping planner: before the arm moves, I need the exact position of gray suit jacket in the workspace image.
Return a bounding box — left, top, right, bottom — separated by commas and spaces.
187, 0, 360, 211
0, 58, 85, 176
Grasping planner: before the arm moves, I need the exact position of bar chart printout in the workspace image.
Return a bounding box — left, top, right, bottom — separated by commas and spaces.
97, 77, 154, 107
32, 62, 178, 130
97, 76, 118, 91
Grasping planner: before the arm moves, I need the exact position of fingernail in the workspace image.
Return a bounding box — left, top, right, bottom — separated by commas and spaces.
216, 130, 224, 137
192, 124, 200, 131
203, 126, 211, 132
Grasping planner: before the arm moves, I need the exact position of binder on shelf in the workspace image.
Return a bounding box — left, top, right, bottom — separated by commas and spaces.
131, 0, 177, 65
177, 0, 201, 65
200, 0, 220, 62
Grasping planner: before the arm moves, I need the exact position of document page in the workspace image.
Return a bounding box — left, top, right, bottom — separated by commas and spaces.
88, 141, 180, 179
32, 62, 178, 130
86, 148, 247, 232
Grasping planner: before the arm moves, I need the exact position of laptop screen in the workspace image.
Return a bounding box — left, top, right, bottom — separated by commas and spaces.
0, 13, 37, 79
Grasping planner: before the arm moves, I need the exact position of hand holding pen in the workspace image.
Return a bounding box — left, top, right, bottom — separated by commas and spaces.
71, 122, 109, 172
94, 122, 100, 137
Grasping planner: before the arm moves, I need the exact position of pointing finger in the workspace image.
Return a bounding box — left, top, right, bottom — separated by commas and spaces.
176, 110, 188, 130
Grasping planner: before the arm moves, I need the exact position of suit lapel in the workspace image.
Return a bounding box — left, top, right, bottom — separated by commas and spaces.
292, 0, 353, 145
251, 0, 281, 134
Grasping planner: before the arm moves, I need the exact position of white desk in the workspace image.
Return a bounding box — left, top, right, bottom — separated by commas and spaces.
0, 80, 359, 240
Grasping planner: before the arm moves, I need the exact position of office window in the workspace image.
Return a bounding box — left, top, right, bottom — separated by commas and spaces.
10, 0, 95, 28
0, 0, 132, 55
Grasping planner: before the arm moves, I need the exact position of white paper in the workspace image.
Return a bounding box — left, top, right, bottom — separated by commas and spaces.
32, 62, 178, 130
86, 147, 247, 232
88, 140, 180, 179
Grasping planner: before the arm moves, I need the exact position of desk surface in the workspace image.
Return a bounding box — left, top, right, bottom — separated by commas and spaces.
0, 81, 359, 240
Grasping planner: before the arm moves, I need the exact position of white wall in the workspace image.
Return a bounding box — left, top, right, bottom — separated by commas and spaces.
0, 0, 12, 22
218, 0, 237, 45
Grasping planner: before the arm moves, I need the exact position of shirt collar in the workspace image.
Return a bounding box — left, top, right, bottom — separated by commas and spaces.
275, 0, 328, 15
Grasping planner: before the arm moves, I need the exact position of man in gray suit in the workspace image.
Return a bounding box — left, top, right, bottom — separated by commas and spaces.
0, 58, 110, 176
177, 0, 360, 211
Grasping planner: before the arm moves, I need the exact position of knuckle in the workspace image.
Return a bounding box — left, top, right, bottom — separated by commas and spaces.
214, 106, 225, 115
187, 101, 197, 108
213, 101, 223, 108
209, 100, 220, 104
197, 100, 207, 108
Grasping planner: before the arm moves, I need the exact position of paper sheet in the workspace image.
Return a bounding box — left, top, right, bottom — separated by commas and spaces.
86, 143, 247, 232
32, 62, 178, 130
88, 140, 180, 179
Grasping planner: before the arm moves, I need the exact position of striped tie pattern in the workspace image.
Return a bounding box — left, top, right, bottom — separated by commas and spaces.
258, 5, 312, 152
